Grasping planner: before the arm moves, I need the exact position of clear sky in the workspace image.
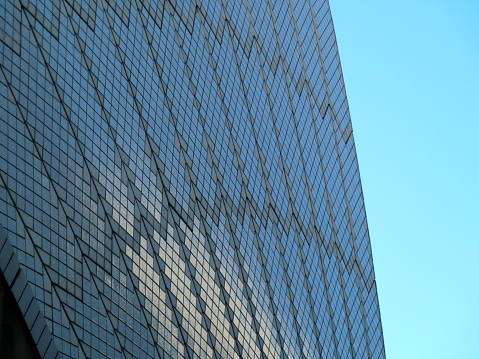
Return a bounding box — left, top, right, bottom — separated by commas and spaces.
328, 1, 479, 358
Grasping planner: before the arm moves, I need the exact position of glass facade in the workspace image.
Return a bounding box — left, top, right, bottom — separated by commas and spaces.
0, 0, 385, 358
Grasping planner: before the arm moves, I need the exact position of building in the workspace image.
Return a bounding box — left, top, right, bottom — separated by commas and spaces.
0, 0, 385, 358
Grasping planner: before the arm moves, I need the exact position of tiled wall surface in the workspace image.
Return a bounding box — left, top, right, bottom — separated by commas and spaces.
0, 0, 385, 358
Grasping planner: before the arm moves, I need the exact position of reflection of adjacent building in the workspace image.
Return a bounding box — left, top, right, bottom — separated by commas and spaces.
0, 0, 386, 357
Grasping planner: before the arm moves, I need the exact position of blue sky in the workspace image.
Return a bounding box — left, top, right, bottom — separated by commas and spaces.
328, 1, 479, 358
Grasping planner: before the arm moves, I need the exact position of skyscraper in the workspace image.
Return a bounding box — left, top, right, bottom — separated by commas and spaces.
0, 0, 385, 358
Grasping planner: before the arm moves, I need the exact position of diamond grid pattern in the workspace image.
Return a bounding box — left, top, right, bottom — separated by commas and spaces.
0, 0, 385, 358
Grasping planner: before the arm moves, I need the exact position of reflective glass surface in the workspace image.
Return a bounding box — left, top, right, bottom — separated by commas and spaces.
0, 0, 385, 358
